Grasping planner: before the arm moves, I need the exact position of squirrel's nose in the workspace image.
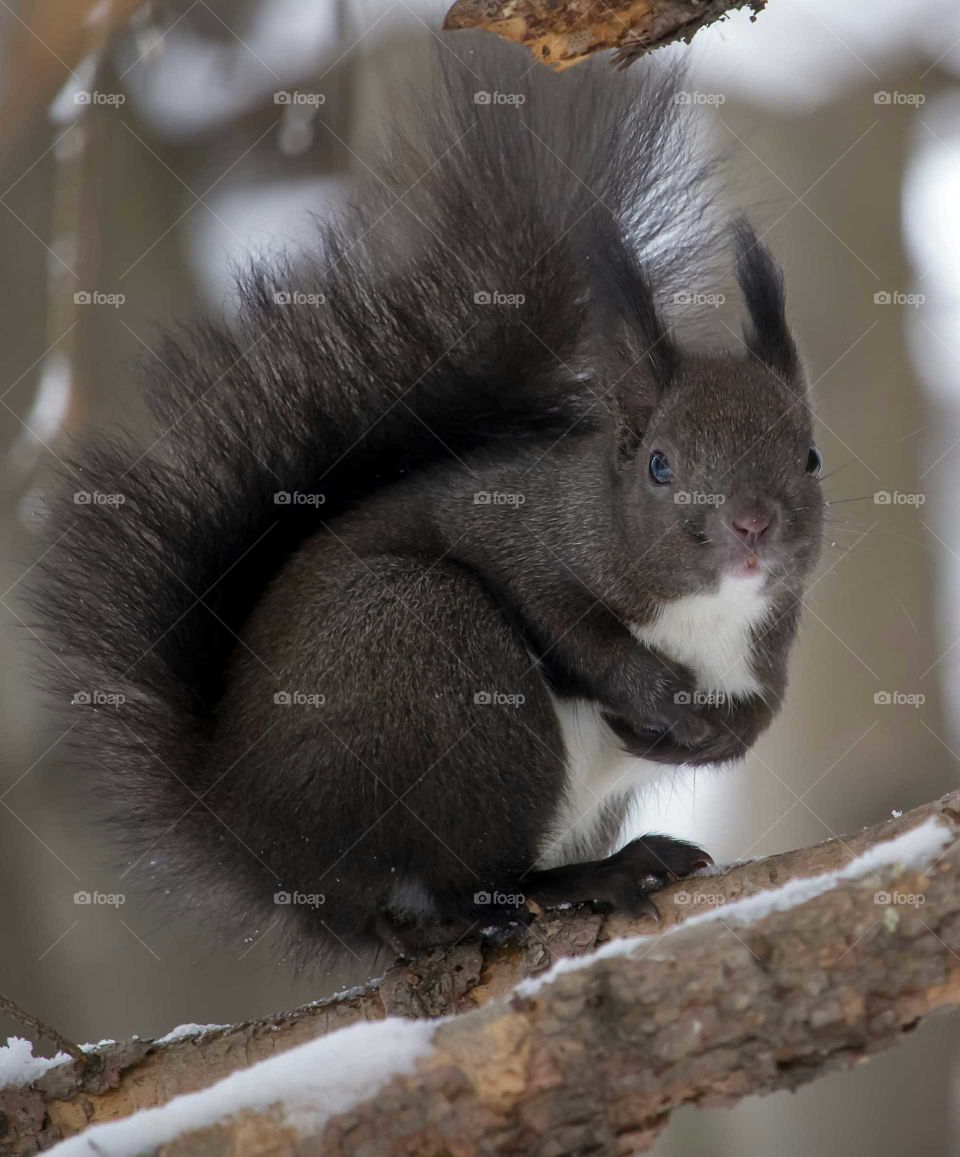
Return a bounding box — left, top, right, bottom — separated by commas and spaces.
730, 511, 773, 548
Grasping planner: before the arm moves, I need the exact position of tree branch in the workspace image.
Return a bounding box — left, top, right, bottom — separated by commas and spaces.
441, 0, 768, 70
4, 790, 960, 1154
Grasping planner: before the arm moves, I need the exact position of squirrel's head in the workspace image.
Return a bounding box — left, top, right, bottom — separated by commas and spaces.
602, 222, 823, 601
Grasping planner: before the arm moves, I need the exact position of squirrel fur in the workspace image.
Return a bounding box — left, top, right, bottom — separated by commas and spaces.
32, 38, 824, 966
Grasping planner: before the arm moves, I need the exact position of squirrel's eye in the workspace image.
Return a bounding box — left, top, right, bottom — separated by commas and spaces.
805, 445, 822, 477
649, 452, 673, 484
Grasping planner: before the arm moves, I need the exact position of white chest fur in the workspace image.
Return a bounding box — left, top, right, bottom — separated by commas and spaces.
539, 576, 771, 868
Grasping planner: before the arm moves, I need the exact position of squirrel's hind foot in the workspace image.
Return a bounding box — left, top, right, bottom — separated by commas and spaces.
522, 834, 712, 919
372, 836, 709, 961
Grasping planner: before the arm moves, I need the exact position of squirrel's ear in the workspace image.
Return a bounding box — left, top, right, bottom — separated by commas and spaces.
594, 232, 678, 384
734, 219, 799, 381
592, 229, 677, 461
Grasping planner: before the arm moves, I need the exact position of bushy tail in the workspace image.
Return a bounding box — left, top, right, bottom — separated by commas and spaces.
30, 36, 716, 852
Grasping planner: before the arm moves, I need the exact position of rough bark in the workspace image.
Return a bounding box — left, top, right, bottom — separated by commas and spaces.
3, 790, 960, 1154
442, 0, 767, 70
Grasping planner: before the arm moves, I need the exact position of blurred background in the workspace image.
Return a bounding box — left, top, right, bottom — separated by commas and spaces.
1, 0, 960, 1152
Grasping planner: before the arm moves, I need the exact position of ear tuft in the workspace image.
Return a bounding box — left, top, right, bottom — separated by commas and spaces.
592, 221, 678, 384
734, 218, 798, 379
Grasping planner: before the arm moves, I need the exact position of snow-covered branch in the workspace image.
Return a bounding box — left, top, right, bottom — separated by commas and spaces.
4, 791, 960, 1154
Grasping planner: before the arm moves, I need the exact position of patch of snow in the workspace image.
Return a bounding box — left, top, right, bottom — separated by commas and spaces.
318, 978, 381, 1004
155, 1023, 226, 1045
0, 1035, 123, 1090
517, 817, 953, 996
0, 1038, 71, 1089
48, 1017, 437, 1155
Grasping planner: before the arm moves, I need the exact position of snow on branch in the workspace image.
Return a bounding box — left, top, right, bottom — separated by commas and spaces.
4, 791, 960, 1154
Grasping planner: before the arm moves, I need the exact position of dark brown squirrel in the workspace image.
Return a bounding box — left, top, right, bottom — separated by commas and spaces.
32, 36, 824, 967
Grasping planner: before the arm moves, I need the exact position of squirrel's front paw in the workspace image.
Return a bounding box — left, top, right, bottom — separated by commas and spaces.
602, 655, 709, 750
602, 701, 710, 755
621, 714, 751, 766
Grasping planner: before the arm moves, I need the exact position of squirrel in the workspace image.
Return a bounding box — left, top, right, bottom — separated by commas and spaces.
32, 38, 824, 966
